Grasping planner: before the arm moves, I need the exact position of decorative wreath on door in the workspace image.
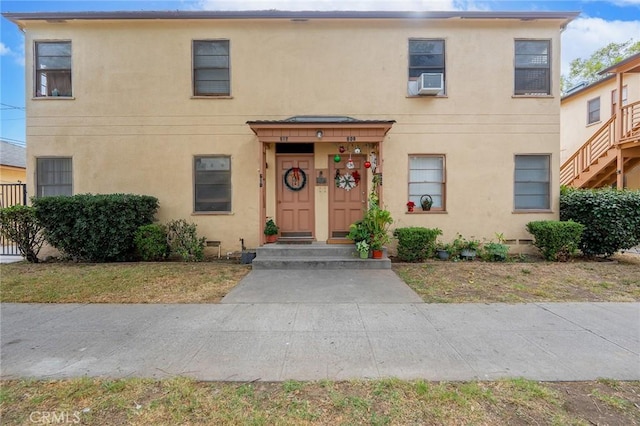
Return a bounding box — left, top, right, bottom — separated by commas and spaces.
283, 167, 307, 191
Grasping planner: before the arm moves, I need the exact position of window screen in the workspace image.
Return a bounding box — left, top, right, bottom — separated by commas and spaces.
514, 40, 550, 95
408, 155, 445, 210
194, 156, 231, 212
514, 155, 550, 210
193, 40, 230, 96
36, 157, 72, 197
35, 41, 72, 97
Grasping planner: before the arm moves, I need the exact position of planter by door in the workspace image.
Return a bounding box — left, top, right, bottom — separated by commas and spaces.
359, 251, 369, 259
265, 234, 278, 243
372, 249, 383, 259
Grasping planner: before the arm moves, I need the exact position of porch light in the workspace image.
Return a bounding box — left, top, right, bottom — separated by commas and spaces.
316, 130, 323, 139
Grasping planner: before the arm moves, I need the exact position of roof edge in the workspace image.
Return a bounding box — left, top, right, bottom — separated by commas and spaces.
2, 9, 580, 23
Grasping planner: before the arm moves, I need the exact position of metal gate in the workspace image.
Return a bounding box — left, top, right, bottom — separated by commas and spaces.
1, 183, 28, 255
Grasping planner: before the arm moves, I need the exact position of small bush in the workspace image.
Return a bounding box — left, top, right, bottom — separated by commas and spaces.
0, 205, 45, 263
526, 220, 585, 261
480, 242, 509, 262
33, 194, 159, 262
166, 219, 206, 262
560, 188, 640, 257
393, 227, 442, 262
134, 224, 169, 261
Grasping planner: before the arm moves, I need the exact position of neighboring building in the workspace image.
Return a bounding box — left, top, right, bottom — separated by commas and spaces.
0, 140, 26, 184
3, 10, 577, 253
560, 54, 640, 189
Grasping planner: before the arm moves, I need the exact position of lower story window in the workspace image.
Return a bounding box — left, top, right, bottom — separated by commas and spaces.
36, 157, 72, 197
194, 155, 231, 212
408, 155, 445, 211
514, 154, 550, 210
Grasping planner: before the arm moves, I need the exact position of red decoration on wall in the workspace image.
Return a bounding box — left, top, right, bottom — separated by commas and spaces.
364, 161, 372, 169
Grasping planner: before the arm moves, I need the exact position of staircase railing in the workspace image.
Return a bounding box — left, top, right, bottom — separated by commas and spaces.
560, 116, 616, 186
621, 100, 640, 143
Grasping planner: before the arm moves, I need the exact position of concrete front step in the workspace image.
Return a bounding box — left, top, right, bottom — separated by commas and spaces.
253, 243, 391, 269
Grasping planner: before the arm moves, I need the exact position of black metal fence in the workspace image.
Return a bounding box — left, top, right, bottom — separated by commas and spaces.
1, 183, 27, 255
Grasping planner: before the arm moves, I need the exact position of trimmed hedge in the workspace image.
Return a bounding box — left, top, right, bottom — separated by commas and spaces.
560, 188, 640, 257
526, 220, 585, 261
33, 194, 159, 262
393, 227, 442, 262
0, 205, 45, 263
134, 224, 169, 261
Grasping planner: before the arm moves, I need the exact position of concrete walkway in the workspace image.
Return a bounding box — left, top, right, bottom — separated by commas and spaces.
1, 270, 639, 382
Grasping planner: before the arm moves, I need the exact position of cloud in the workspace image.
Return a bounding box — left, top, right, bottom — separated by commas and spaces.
0, 42, 11, 56
561, 17, 640, 75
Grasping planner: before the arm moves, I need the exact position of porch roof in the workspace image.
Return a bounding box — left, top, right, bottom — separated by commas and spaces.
247, 116, 395, 125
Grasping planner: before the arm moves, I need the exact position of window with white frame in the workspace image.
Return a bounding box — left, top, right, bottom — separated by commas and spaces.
408, 39, 445, 95
194, 156, 231, 212
514, 40, 550, 96
193, 40, 230, 96
36, 157, 72, 197
35, 41, 72, 97
408, 155, 445, 211
587, 97, 600, 124
514, 155, 550, 210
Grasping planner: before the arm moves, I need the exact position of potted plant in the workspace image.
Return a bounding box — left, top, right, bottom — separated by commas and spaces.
355, 240, 370, 259
435, 242, 451, 260
362, 205, 393, 258
264, 218, 279, 243
452, 234, 480, 260
420, 195, 433, 211
406, 200, 416, 213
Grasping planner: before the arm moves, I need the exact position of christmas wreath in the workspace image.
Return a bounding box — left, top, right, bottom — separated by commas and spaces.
284, 167, 307, 191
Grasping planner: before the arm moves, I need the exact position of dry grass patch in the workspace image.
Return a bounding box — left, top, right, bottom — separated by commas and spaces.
0, 261, 250, 303
393, 254, 640, 303
1, 378, 639, 425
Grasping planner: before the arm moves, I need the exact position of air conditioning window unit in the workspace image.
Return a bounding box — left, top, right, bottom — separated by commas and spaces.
417, 73, 444, 96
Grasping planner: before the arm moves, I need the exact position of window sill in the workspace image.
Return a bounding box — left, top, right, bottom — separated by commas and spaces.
512, 95, 553, 99
192, 211, 234, 216
191, 95, 233, 100
587, 120, 602, 127
512, 209, 553, 214
32, 96, 75, 100
406, 210, 447, 214
406, 95, 448, 99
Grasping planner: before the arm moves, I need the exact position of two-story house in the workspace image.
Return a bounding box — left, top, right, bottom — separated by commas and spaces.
560, 53, 640, 189
3, 10, 578, 254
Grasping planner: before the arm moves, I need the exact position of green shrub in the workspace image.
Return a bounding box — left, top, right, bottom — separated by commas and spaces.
560, 188, 640, 257
166, 219, 206, 262
134, 224, 169, 261
526, 220, 585, 261
0, 205, 45, 263
33, 194, 159, 262
393, 227, 442, 262
480, 242, 509, 262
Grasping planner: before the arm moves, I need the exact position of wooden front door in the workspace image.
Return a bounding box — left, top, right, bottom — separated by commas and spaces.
277, 155, 314, 238
329, 155, 367, 242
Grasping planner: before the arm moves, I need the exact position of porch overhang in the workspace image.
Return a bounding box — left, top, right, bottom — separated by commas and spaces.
247, 116, 395, 143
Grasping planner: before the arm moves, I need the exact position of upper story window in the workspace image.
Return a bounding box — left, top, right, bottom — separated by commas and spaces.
36, 157, 73, 197
35, 41, 72, 97
408, 39, 445, 96
408, 155, 446, 211
611, 86, 629, 114
587, 97, 600, 125
194, 155, 231, 212
514, 40, 550, 96
193, 40, 230, 96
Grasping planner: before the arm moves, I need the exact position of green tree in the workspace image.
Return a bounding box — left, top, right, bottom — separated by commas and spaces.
563, 39, 640, 93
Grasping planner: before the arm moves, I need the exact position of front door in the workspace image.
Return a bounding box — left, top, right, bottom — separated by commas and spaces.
276, 155, 314, 238
329, 155, 367, 242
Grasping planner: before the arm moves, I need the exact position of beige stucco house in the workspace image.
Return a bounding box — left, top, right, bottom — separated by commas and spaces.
4, 10, 578, 254
560, 53, 640, 189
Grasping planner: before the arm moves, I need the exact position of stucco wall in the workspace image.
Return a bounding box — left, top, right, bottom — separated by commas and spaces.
22, 16, 565, 253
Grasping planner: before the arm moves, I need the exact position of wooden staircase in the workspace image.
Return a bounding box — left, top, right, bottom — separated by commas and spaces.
561, 101, 640, 188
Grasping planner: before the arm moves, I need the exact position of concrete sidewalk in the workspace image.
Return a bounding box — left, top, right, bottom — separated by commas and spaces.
2, 270, 638, 382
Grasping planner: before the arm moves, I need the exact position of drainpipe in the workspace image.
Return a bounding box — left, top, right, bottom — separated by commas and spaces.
615, 72, 624, 189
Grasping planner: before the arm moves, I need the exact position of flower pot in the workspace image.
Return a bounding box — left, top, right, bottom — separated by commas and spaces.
407, 206, 414, 212
359, 251, 369, 259
436, 249, 450, 260
372, 249, 383, 259
461, 249, 476, 260
265, 234, 278, 243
